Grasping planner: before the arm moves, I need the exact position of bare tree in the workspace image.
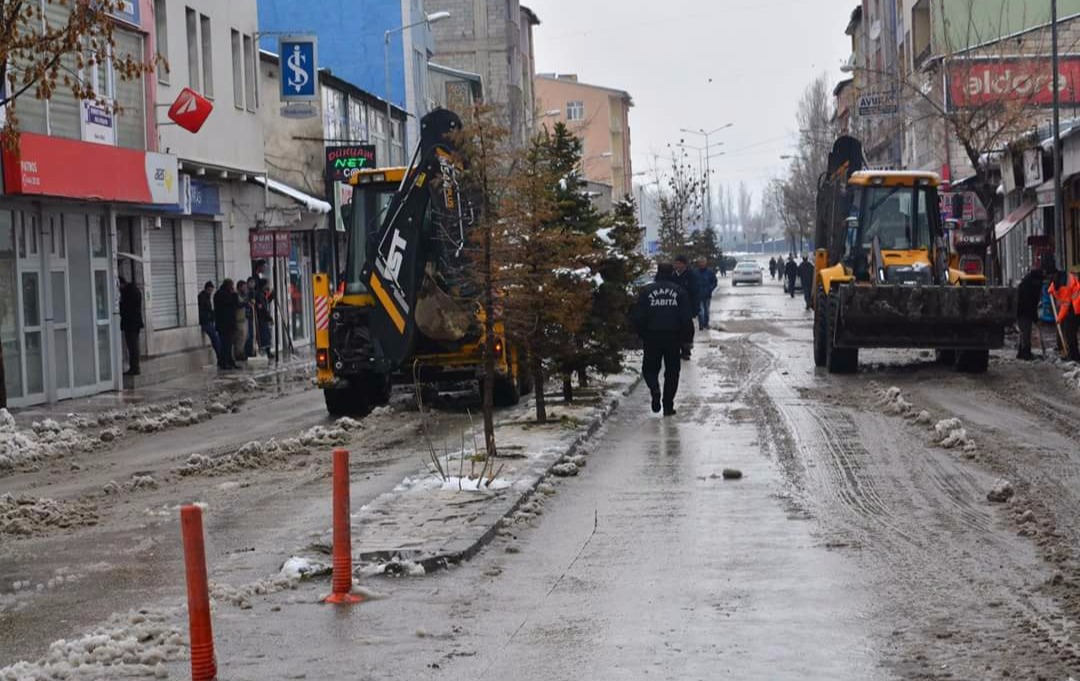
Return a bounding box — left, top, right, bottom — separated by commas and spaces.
775, 74, 835, 253
657, 146, 703, 258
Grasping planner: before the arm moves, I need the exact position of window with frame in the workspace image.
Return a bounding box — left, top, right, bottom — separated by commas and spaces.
231, 29, 243, 108
242, 34, 256, 111
185, 7, 199, 90
567, 100, 584, 121
200, 14, 213, 98
154, 0, 169, 84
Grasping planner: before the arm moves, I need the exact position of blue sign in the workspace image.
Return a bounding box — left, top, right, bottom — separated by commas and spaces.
279, 35, 318, 102
111, 0, 140, 26
190, 180, 221, 215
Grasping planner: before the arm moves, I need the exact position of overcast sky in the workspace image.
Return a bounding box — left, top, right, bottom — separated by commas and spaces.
526, 0, 856, 208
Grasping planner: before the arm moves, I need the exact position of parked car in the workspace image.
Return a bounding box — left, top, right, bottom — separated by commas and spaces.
732, 261, 763, 286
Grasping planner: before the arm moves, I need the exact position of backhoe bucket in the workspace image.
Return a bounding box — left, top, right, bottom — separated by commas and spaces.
834, 284, 1017, 350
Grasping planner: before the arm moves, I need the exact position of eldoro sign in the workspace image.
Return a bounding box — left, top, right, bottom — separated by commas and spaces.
947, 57, 1080, 110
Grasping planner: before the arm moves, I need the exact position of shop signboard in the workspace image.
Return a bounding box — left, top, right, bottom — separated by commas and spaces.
325, 145, 377, 182
249, 231, 292, 259
946, 56, 1080, 110
279, 35, 318, 103
80, 100, 116, 146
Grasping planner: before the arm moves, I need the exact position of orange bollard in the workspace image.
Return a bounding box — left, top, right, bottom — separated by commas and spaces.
324, 448, 362, 604
180, 504, 217, 681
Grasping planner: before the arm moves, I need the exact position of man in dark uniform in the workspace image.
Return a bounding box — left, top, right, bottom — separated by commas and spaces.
213, 279, 240, 370
632, 263, 693, 416
784, 255, 799, 298
1016, 266, 1044, 360
798, 255, 815, 310
118, 276, 143, 376
672, 254, 699, 360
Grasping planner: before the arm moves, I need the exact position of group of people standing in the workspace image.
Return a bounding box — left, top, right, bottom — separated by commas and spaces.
1016, 256, 1080, 362
632, 255, 719, 416
769, 255, 815, 309
198, 265, 276, 370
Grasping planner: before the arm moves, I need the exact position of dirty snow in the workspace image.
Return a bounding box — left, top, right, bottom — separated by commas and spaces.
280, 556, 331, 581
177, 423, 350, 476
0, 494, 98, 537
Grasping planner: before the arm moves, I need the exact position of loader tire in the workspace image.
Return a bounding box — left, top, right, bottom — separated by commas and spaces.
935, 350, 956, 366
364, 371, 392, 406
955, 349, 989, 374
324, 386, 368, 417
493, 375, 521, 407
813, 286, 827, 368
825, 293, 858, 374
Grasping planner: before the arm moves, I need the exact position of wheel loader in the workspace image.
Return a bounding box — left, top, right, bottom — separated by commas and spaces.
812, 136, 1017, 374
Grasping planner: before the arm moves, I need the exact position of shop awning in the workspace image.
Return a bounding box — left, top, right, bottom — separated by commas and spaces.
994, 201, 1037, 240
251, 176, 332, 214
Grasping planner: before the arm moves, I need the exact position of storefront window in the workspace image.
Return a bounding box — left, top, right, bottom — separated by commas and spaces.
0, 211, 22, 400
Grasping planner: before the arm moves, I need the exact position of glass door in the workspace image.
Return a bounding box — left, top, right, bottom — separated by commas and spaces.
18, 212, 45, 402
46, 213, 73, 400
90, 216, 113, 387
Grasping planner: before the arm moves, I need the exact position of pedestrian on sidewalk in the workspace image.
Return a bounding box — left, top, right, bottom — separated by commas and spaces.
1016, 266, 1044, 360
244, 277, 257, 358
197, 281, 223, 366
769, 257, 777, 280
694, 256, 718, 330
798, 255, 815, 310
632, 263, 693, 416
1049, 268, 1080, 362
784, 255, 798, 298
718, 256, 728, 278
213, 279, 240, 370
673, 255, 699, 360
234, 279, 251, 363
255, 284, 275, 359
118, 276, 143, 376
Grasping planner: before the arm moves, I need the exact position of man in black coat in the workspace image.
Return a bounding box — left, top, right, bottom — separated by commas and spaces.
798, 255, 815, 310
213, 278, 239, 370
197, 281, 223, 366
784, 255, 799, 298
632, 263, 693, 416
672, 254, 699, 359
118, 276, 143, 376
1016, 266, 1044, 360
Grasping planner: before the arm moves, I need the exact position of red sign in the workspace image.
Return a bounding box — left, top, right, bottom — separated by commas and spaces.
947, 57, 1080, 110
249, 231, 292, 258
1, 133, 179, 204
168, 87, 214, 133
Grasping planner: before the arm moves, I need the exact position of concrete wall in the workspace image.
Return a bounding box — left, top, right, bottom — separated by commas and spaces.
932, 0, 1080, 53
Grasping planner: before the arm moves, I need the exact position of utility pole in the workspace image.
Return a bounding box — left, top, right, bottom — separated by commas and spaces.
1052, 0, 1067, 266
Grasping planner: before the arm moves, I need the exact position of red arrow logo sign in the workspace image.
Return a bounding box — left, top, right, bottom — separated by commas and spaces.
168, 87, 213, 133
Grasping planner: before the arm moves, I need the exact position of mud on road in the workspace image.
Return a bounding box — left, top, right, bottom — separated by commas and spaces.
713, 286, 1080, 680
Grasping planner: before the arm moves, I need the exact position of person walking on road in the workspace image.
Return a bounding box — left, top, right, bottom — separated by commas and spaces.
718, 256, 728, 278
798, 255, 815, 310
769, 257, 777, 280
1049, 268, 1080, 362
694, 257, 718, 330
213, 279, 240, 370
673, 255, 700, 360
632, 263, 693, 416
118, 276, 143, 376
1016, 266, 1044, 360
197, 281, 223, 367
784, 255, 798, 298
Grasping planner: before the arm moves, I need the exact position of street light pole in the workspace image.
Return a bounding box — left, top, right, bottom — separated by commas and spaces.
384, 11, 451, 165
680, 123, 733, 230
1052, 0, 1067, 267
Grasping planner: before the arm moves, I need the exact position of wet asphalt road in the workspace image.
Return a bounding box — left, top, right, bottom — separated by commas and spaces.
196, 268, 888, 681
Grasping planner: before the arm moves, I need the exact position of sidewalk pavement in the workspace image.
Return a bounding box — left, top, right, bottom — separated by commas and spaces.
11, 350, 313, 424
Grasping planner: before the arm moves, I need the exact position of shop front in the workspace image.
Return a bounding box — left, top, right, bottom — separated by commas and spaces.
1, 133, 179, 406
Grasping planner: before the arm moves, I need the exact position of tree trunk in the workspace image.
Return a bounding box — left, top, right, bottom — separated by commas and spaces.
532, 353, 546, 424
562, 373, 573, 403
481, 229, 497, 459
577, 368, 588, 388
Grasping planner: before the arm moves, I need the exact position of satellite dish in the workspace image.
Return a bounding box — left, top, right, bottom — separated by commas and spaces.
280, 103, 317, 119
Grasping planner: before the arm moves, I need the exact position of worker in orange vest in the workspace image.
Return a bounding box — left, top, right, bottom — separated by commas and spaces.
1049, 268, 1080, 361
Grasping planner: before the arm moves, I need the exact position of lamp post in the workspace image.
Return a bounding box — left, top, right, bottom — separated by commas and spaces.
680, 123, 733, 229
385, 10, 451, 163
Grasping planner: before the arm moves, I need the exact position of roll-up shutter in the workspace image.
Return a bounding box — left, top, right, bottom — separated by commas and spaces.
194, 221, 219, 287
148, 222, 180, 329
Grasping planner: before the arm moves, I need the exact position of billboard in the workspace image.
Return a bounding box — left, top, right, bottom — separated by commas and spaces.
946, 57, 1080, 110
279, 35, 318, 103
325, 145, 377, 183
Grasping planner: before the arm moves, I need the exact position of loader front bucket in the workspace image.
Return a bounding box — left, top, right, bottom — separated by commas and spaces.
834, 284, 1017, 350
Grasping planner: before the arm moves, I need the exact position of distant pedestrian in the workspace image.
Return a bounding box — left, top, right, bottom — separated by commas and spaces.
798, 255, 815, 310
694, 257, 718, 330
673, 255, 699, 360
213, 278, 240, 370
234, 279, 250, 363
254, 284, 275, 359
118, 276, 143, 376
769, 257, 777, 280
244, 277, 257, 358
1015, 266, 1043, 360
631, 263, 693, 416
198, 281, 223, 366
784, 255, 798, 298
718, 257, 728, 278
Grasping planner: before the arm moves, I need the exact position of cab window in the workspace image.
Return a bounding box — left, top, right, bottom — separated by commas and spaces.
345, 186, 395, 294
860, 185, 934, 251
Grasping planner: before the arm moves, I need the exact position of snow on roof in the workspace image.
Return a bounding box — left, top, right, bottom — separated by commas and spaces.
252, 176, 332, 214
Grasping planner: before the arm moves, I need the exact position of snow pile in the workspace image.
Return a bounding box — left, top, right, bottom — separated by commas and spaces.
103, 476, 158, 495
209, 574, 298, 610
280, 556, 331, 581
0, 410, 44, 472
336, 417, 365, 431
177, 437, 306, 476
932, 418, 977, 452
551, 462, 579, 477
129, 407, 210, 433
0, 494, 98, 537
0, 608, 185, 680
1065, 366, 1080, 391
297, 425, 348, 447
987, 478, 1015, 503
394, 473, 510, 493
877, 386, 915, 416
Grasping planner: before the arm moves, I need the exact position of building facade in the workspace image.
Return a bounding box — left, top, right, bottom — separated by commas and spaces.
426, 0, 540, 147
257, 0, 433, 152
534, 74, 634, 199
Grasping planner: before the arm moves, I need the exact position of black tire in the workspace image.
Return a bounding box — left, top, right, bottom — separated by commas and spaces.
324, 387, 366, 416
493, 375, 521, 407
825, 292, 858, 374
955, 349, 989, 374
935, 349, 956, 366
813, 286, 827, 368
363, 371, 392, 406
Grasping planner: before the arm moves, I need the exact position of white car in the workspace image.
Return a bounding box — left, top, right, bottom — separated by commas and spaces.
731, 261, 763, 286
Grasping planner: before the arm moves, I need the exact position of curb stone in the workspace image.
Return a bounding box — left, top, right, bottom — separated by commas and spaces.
353, 373, 644, 576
